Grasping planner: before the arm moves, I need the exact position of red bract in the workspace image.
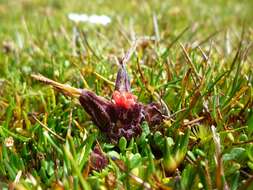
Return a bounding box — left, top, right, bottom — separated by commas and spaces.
112, 90, 137, 109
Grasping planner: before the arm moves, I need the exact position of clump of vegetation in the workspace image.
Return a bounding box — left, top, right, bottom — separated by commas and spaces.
31, 48, 164, 143
0, 0, 252, 189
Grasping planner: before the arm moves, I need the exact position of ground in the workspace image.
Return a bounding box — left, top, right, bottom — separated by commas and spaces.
0, 0, 253, 189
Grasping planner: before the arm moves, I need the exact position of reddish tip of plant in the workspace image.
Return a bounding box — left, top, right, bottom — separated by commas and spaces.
112, 90, 137, 109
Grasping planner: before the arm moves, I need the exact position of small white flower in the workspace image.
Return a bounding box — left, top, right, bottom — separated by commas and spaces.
68, 13, 88, 23
68, 13, 111, 26
88, 15, 111, 25
4, 136, 14, 148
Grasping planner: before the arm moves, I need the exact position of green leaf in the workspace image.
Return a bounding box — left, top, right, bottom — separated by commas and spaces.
223, 147, 246, 161
107, 151, 120, 160
187, 151, 196, 162
230, 171, 240, 190
79, 133, 96, 170
239, 134, 248, 142
129, 153, 142, 169
166, 137, 175, 147
248, 111, 253, 133
181, 165, 196, 190
247, 161, 253, 171
119, 137, 127, 152
194, 148, 206, 157
153, 131, 165, 150
141, 122, 150, 136
0, 126, 30, 142
4, 160, 17, 180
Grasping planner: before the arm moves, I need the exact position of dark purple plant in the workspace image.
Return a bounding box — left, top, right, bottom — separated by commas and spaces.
89, 144, 108, 171
79, 63, 164, 143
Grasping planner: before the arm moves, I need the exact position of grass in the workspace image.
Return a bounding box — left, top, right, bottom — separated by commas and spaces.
0, 0, 253, 189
